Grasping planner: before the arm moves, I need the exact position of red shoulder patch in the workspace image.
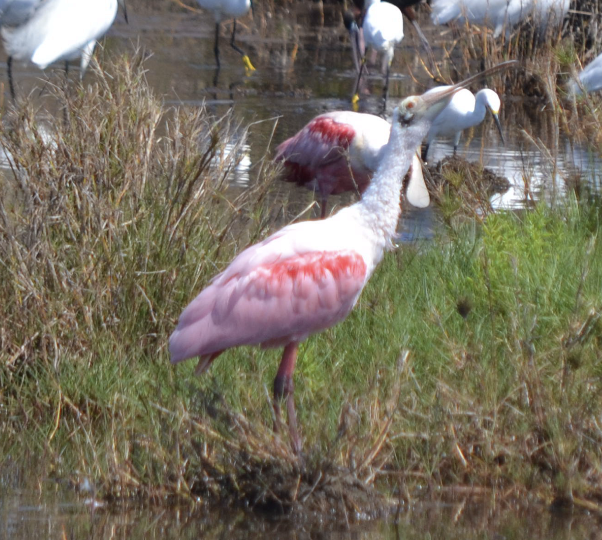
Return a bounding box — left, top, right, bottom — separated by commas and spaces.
307, 117, 356, 149
264, 251, 367, 283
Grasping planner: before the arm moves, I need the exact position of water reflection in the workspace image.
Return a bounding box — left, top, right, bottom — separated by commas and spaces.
2, 485, 602, 540
215, 141, 252, 188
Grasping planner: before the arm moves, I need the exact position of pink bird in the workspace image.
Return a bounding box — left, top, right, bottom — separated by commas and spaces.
168, 67, 514, 453
275, 110, 430, 218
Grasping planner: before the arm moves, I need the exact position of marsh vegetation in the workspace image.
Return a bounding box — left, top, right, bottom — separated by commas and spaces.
1, 0, 602, 527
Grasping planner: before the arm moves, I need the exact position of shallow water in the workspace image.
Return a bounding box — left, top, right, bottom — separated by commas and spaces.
3, 6, 601, 229
2, 4, 602, 535
2, 483, 602, 539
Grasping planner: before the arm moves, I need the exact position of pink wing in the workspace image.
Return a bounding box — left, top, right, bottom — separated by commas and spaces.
275, 114, 357, 181
275, 114, 375, 196
169, 241, 368, 366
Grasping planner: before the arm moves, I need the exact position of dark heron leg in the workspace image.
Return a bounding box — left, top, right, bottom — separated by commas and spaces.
352, 55, 367, 105
382, 61, 391, 108
7, 56, 15, 101
230, 19, 255, 70
214, 22, 221, 69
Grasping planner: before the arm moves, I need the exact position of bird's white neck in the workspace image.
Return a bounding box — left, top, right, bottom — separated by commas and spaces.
337, 118, 431, 264
472, 93, 489, 124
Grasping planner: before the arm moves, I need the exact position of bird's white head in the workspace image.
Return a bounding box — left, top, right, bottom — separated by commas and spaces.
479, 88, 501, 115
477, 89, 504, 144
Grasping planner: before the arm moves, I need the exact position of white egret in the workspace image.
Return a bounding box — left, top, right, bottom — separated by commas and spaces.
352, 0, 404, 107
350, 0, 436, 73
196, 0, 255, 72
430, 0, 569, 39
571, 52, 602, 95
1, 0, 125, 99
422, 87, 504, 162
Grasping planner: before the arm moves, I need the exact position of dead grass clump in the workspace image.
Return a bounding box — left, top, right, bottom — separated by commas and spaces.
424, 155, 510, 220
94, 353, 413, 518
0, 52, 273, 371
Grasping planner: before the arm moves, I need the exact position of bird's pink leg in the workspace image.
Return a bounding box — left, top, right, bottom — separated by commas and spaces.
273, 342, 301, 454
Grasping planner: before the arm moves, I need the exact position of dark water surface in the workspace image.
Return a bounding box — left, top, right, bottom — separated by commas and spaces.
2, 483, 602, 539
2, 5, 602, 537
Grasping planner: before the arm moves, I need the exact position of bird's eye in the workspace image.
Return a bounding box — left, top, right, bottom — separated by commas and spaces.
398, 98, 417, 125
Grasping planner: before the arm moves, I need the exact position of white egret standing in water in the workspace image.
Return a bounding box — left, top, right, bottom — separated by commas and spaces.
196, 0, 255, 72
1, 0, 126, 99
352, 0, 404, 108
430, 0, 569, 39
422, 87, 504, 162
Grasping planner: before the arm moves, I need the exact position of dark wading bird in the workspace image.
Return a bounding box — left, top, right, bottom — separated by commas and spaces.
1, 0, 127, 100
347, 0, 438, 104
169, 61, 518, 455
353, 0, 436, 70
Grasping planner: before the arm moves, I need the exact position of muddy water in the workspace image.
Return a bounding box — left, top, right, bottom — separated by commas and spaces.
2, 5, 602, 536
2, 483, 602, 539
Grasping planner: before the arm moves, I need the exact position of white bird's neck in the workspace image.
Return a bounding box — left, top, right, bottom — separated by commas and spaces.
472, 92, 489, 124
339, 118, 431, 262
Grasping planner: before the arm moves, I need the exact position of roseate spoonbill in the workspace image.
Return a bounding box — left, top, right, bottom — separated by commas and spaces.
352, 0, 404, 107
196, 0, 255, 71
275, 110, 429, 218
571, 52, 602, 95
169, 63, 516, 453
422, 87, 504, 162
430, 0, 569, 39
1, 0, 125, 100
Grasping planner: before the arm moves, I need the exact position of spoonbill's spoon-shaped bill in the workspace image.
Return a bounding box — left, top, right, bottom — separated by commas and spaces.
405, 153, 429, 208
276, 111, 430, 217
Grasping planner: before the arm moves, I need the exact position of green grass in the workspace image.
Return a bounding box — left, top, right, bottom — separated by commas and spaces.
1, 52, 602, 516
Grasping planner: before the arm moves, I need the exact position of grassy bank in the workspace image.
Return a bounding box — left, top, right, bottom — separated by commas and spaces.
1, 54, 602, 518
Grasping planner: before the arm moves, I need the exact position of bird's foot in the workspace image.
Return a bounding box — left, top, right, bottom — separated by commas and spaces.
242, 55, 256, 71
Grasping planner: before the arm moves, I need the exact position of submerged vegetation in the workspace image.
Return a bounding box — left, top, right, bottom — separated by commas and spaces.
2, 2, 602, 522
